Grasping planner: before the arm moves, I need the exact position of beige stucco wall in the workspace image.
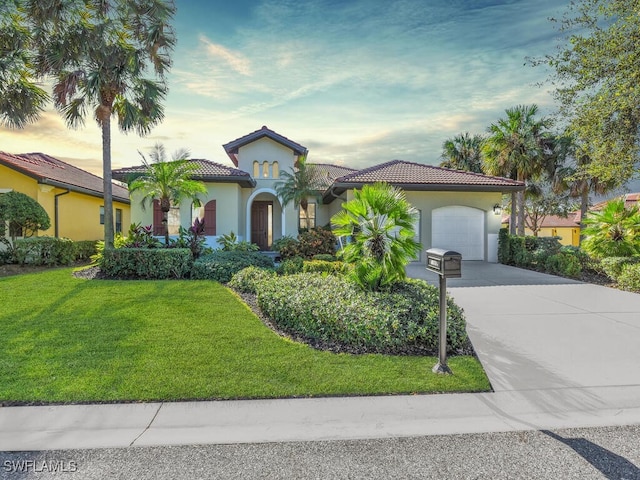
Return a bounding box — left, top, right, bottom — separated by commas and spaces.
406, 191, 503, 261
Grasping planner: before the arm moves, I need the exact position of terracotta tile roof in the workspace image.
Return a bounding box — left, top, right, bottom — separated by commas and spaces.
333, 160, 524, 192
222, 125, 308, 166
590, 193, 640, 211
539, 213, 580, 228
111, 158, 256, 188
0, 151, 129, 202
308, 163, 358, 190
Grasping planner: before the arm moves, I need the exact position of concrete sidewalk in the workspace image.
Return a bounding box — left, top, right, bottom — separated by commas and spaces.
2, 262, 640, 451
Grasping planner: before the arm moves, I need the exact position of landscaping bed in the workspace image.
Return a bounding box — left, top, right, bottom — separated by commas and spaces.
0, 268, 491, 405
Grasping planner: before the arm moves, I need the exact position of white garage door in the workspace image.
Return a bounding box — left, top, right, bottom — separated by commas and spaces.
432, 206, 484, 260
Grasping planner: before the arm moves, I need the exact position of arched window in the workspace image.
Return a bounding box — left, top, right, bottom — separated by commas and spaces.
272, 161, 279, 179
253, 161, 259, 178
262, 161, 269, 178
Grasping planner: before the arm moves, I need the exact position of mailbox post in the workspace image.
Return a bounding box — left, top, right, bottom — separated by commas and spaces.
425, 248, 462, 374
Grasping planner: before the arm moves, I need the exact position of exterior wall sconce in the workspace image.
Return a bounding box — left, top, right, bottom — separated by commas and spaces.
493, 204, 502, 215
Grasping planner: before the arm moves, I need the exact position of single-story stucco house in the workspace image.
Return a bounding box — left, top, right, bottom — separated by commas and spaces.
112, 126, 524, 262
0, 151, 131, 241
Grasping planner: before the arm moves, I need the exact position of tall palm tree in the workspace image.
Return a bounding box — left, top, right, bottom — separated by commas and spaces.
440, 132, 485, 173
274, 156, 322, 230
332, 182, 421, 291
128, 144, 207, 245
550, 135, 617, 243
482, 104, 550, 236
3, 1, 176, 248
0, 5, 48, 128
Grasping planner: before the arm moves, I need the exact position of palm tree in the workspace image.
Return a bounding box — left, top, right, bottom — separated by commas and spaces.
274, 156, 322, 230
128, 144, 207, 245
3, 1, 176, 248
482, 104, 550, 236
581, 199, 640, 259
440, 132, 485, 173
0, 6, 48, 128
332, 182, 421, 291
550, 135, 617, 243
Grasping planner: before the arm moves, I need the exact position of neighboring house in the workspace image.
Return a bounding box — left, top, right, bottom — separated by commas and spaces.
113, 126, 524, 261
501, 193, 640, 247
0, 151, 130, 241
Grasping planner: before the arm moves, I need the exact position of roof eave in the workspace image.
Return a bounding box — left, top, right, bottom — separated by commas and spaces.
39, 179, 131, 204
331, 182, 525, 193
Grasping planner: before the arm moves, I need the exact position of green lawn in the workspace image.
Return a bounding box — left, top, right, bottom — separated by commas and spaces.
0, 268, 490, 404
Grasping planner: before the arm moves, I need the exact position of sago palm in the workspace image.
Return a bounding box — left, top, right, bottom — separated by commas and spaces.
332, 182, 421, 291
581, 199, 640, 259
128, 144, 207, 245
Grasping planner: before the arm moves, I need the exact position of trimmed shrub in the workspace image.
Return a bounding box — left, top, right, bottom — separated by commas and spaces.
272, 235, 299, 260
302, 259, 349, 275
277, 256, 304, 275
617, 263, 640, 292
600, 256, 640, 281
296, 228, 336, 258
544, 252, 582, 278
497, 228, 512, 264
100, 248, 192, 279
191, 251, 274, 282
13, 237, 75, 266
256, 274, 467, 355
312, 253, 336, 262
73, 240, 98, 261
228, 266, 277, 294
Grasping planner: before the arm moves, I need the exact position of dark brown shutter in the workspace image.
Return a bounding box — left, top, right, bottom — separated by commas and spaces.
204, 200, 216, 235
152, 199, 166, 236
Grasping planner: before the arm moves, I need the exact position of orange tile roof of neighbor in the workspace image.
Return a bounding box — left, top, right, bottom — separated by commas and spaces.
0, 151, 129, 203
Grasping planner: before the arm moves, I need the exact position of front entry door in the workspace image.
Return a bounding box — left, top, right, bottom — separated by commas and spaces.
251, 201, 272, 250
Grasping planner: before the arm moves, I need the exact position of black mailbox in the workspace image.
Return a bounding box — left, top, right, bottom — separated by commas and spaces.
426, 248, 462, 278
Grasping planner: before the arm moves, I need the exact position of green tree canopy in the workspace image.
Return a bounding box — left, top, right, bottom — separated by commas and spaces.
539, 0, 640, 184
2, 0, 177, 248
0, 191, 51, 242
439, 132, 485, 173
482, 104, 551, 236
128, 144, 207, 245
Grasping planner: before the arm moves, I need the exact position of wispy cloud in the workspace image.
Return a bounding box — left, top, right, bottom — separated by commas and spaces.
198, 35, 252, 76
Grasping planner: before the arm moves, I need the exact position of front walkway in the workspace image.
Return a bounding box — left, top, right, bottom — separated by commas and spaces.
2, 263, 640, 451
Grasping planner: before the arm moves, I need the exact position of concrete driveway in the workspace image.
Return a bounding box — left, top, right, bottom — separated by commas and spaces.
406, 261, 640, 393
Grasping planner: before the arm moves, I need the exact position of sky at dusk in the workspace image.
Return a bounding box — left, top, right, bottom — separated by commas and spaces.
2, 0, 573, 177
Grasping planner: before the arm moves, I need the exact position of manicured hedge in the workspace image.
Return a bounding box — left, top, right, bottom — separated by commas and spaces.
100, 248, 192, 279
13, 236, 75, 266
191, 251, 274, 283
600, 256, 640, 281
617, 263, 640, 292
256, 273, 467, 355
228, 266, 277, 294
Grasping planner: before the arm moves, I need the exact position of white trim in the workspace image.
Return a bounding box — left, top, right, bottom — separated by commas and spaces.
245, 188, 285, 242
0, 188, 13, 194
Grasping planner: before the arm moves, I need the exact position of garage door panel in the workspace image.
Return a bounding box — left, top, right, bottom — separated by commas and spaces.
432, 206, 484, 260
